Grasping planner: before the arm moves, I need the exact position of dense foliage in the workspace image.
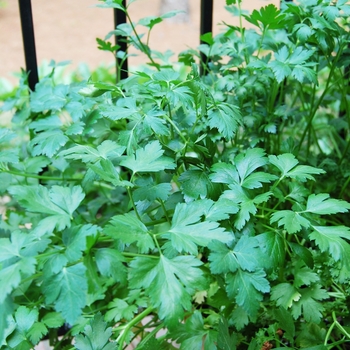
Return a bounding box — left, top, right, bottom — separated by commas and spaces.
1, 0, 350, 349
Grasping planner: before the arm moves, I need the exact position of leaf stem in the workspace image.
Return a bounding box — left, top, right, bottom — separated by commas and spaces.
116, 306, 154, 350
2, 169, 78, 182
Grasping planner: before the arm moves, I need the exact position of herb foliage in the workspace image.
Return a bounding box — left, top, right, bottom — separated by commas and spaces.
1, 0, 350, 349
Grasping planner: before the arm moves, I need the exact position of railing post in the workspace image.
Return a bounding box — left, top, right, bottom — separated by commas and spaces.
200, 0, 213, 75
114, 0, 128, 82
18, 0, 39, 91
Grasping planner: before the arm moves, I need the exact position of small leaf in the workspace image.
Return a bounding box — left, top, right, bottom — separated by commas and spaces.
104, 213, 154, 254
270, 210, 310, 234
304, 193, 350, 215
120, 141, 175, 174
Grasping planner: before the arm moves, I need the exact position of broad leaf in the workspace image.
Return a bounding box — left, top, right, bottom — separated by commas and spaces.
120, 140, 175, 174
104, 213, 155, 253
162, 201, 233, 255
42, 263, 87, 325
75, 313, 116, 350
129, 255, 206, 326
226, 269, 270, 318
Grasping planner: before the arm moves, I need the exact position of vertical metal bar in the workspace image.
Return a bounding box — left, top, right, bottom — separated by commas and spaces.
114, 0, 128, 81
18, 0, 39, 91
200, 0, 213, 75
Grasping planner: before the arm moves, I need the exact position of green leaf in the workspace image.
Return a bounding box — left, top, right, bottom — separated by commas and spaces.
63, 224, 98, 262
74, 313, 116, 350
179, 169, 212, 199
172, 311, 218, 350
104, 213, 155, 254
162, 201, 233, 255
105, 298, 137, 323
27, 322, 48, 344
42, 312, 65, 328
256, 231, 286, 270
133, 179, 172, 202
42, 263, 87, 325
244, 4, 287, 30
0, 258, 36, 303
274, 307, 295, 343
270, 210, 310, 234
226, 269, 270, 318
204, 198, 239, 221
209, 236, 262, 274
129, 255, 206, 326
30, 129, 69, 158
291, 284, 328, 323
229, 306, 249, 331
8, 185, 85, 235
217, 317, 237, 350
207, 103, 241, 139
120, 140, 175, 174
60, 140, 125, 163
95, 248, 127, 283
304, 193, 350, 215
269, 154, 325, 181
309, 225, 350, 282
271, 283, 301, 309
89, 159, 132, 187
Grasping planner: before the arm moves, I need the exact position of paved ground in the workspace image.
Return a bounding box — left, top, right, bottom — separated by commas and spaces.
0, 0, 279, 84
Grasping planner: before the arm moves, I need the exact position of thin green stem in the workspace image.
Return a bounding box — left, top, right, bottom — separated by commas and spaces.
122, 252, 159, 259
116, 306, 154, 350
2, 169, 78, 182
127, 186, 142, 221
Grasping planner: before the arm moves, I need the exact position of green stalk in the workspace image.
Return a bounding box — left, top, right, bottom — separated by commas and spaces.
117, 306, 154, 350
127, 186, 142, 221
124, 12, 159, 70
2, 169, 78, 182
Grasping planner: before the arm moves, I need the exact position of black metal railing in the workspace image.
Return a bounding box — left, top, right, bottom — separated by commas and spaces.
18, 0, 291, 91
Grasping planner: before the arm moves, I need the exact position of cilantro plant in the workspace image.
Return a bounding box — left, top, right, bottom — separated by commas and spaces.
1, 0, 350, 349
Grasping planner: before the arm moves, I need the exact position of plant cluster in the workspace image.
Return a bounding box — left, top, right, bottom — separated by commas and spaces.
1, 0, 350, 349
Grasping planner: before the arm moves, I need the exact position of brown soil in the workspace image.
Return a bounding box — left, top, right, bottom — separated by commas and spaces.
0, 0, 279, 84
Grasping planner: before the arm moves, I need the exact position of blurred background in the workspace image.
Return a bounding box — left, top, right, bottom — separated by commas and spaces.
0, 0, 279, 83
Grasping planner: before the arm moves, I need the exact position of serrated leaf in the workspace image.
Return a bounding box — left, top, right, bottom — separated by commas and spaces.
204, 198, 239, 221
133, 180, 172, 202
42, 263, 87, 325
229, 306, 249, 331
209, 236, 261, 274
60, 140, 125, 163
105, 298, 137, 323
89, 159, 132, 187
304, 193, 350, 215
27, 322, 48, 344
15, 306, 38, 332
269, 154, 324, 181
270, 210, 310, 234
291, 285, 328, 323
74, 313, 116, 350
309, 225, 350, 282
95, 248, 127, 283
63, 224, 98, 262
271, 283, 301, 309
105, 213, 154, 253
172, 311, 218, 350
129, 255, 206, 326
120, 140, 175, 174
207, 103, 241, 139
210, 162, 239, 185
42, 312, 65, 328
30, 129, 69, 157
162, 201, 233, 255
226, 269, 270, 318
244, 4, 286, 30
0, 258, 36, 303
179, 169, 212, 199
274, 307, 295, 343
217, 317, 237, 350
256, 231, 286, 270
